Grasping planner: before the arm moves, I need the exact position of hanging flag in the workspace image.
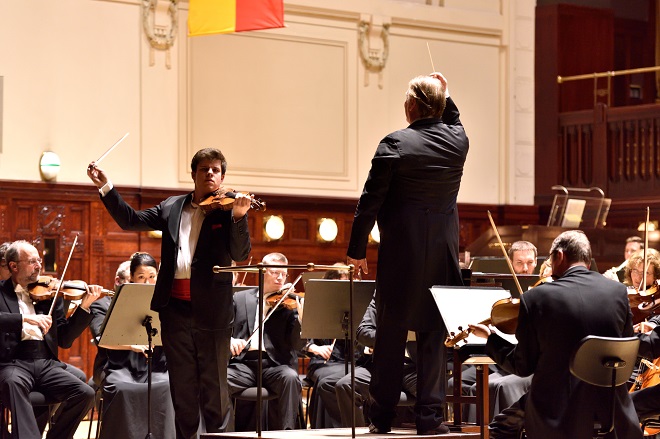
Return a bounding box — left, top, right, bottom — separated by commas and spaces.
188, 0, 284, 37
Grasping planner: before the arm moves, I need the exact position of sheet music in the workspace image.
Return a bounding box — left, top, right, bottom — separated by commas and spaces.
430, 286, 517, 345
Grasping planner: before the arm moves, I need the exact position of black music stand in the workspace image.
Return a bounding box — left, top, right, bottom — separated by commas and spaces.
301, 279, 374, 435
213, 263, 357, 438
97, 283, 161, 439
301, 279, 375, 370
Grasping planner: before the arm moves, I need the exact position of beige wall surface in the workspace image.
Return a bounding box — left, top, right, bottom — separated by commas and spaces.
0, 0, 535, 204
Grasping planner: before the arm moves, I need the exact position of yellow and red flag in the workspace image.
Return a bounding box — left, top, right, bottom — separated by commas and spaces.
188, 0, 284, 37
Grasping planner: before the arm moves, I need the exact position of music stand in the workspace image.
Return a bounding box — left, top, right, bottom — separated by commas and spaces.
301, 280, 374, 338
300, 279, 375, 370
213, 263, 358, 438
97, 283, 161, 439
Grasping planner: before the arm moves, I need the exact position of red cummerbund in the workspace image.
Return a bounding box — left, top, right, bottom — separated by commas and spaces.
171, 278, 191, 301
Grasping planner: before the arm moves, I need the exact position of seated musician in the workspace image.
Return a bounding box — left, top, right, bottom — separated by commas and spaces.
303, 264, 351, 428
0, 240, 101, 438
623, 248, 660, 290
0, 240, 94, 434
508, 241, 538, 275
469, 230, 641, 439
631, 321, 660, 421
228, 252, 305, 430
603, 235, 644, 282
447, 241, 537, 424
319, 295, 417, 428
89, 252, 175, 439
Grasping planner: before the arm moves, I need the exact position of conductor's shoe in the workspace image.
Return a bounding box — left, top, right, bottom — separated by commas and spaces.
417, 424, 450, 435
368, 423, 391, 434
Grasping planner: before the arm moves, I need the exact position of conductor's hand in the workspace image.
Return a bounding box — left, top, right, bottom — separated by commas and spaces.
80, 284, 103, 311
430, 72, 449, 97
230, 337, 247, 357
347, 257, 368, 279
87, 162, 109, 189
308, 344, 332, 360
24, 314, 52, 335
232, 193, 251, 221
468, 323, 492, 339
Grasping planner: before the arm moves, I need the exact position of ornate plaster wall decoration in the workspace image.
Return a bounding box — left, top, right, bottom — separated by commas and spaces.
142, 0, 178, 69
358, 14, 390, 88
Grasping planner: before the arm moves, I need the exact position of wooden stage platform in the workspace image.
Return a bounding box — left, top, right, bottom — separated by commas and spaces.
201, 426, 480, 439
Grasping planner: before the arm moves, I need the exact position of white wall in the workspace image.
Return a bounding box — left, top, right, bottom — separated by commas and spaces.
0, 0, 535, 205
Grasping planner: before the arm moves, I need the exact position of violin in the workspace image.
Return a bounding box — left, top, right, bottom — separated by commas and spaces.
445, 297, 520, 347
27, 276, 114, 302
198, 188, 266, 213
265, 290, 304, 311
627, 281, 660, 324
445, 211, 527, 348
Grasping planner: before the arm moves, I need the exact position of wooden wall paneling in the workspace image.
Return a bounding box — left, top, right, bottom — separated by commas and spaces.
535, 4, 561, 205
0, 203, 9, 243
613, 16, 656, 107
557, 5, 614, 112
535, 4, 614, 205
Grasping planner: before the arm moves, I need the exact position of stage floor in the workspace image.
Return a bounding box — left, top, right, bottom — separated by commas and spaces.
201, 426, 481, 439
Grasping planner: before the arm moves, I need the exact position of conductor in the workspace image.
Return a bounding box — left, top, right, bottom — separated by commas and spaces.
347, 72, 469, 435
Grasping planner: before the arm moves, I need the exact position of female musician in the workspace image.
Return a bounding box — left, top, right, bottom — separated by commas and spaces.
624, 248, 660, 290
89, 252, 175, 439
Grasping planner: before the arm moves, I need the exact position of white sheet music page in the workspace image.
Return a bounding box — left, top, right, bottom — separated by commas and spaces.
430, 286, 518, 345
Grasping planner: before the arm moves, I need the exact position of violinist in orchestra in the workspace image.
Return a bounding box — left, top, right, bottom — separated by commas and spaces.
624, 248, 660, 291
0, 240, 94, 435
0, 240, 103, 439
603, 236, 644, 282
469, 230, 641, 439
347, 71, 468, 436
508, 241, 538, 275
227, 252, 305, 431
88, 147, 251, 436
89, 253, 175, 439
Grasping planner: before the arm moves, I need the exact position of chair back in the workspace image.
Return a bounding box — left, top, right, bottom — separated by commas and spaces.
570, 335, 639, 387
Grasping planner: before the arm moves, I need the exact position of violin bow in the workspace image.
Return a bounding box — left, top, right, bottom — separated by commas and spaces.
47, 233, 79, 316
238, 256, 252, 286
239, 273, 304, 354
95, 132, 129, 165
487, 211, 524, 298
323, 338, 337, 364
641, 207, 650, 293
